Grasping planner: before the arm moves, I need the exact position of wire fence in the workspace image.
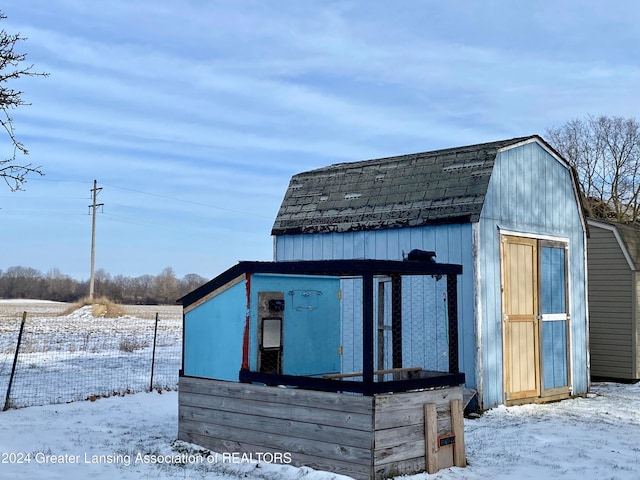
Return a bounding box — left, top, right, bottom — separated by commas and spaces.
0, 304, 181, 410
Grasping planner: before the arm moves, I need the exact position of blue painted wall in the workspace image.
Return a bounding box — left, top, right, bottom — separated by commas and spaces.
542, 321, 569, 389
478, 141, 588, 407
248, 274, 341, 376
275, 223, 476, 388
184, 273, 341, 380
183, 280, 247, 381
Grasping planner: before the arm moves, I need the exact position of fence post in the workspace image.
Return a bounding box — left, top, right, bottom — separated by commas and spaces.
149, 313, 159, 392
3, 311, 27, 411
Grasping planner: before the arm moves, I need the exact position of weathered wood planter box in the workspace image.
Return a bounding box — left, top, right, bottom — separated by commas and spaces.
178, 376, 465, 480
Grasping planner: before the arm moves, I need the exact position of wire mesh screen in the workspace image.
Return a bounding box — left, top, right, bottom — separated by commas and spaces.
0, 305, 181, 409
401, 275, 450, 372
340, 274, 451, 381
340, 277, 363, 375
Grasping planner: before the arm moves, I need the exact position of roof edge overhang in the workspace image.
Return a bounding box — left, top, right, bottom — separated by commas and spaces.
271, 214, 475, 236
587, 218, 637, 271
179, 259, 463, 308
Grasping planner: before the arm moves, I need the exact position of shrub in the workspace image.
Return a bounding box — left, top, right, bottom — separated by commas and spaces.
61, 296, 128, 318
119, 336, 149, 352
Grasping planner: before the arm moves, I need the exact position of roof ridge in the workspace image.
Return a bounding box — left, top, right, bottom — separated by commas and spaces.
303, 135, 537, 175
273, 135, 546, 236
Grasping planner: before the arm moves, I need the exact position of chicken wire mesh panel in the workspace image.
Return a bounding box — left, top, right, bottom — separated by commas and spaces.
339, 274, 451, 383
0, 311, 181, 409
377, 279, 393, 373
0, 316, 22, 401
400, 275, 450, 372
340, 277, 363, 376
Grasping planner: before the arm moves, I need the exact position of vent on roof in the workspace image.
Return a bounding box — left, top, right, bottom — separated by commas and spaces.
344, 193, 362, 200
289, 183, 303, 190
319, 195, 329, 201
470, 168, 493, 177
375, 174, 385, 182
442, 160, 484, 172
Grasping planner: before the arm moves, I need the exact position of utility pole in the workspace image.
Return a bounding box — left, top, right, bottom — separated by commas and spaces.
88, 179, 103, 300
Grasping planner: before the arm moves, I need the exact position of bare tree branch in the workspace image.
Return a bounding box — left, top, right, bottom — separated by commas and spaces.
1, 10, 48, 191
547, 115, 640, 223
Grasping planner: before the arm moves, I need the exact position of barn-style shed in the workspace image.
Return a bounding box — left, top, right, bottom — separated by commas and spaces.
179, 259, 468, 479
587, 218, 640, 381
272, 135, 590, 408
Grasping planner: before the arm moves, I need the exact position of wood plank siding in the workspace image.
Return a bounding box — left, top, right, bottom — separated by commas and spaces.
479, 141, 588, 407
178, 376, 373, 479
178, 376, 464, 479
275, 223, 477, 392
587, 223, 636, 379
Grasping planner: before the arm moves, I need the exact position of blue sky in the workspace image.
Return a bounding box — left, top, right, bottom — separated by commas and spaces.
1, 1, 639, 280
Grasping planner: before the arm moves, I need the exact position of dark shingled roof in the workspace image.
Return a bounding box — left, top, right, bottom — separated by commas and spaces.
272, 135, 538, 235
592, 219, 640, 270
616, 223, 640, 270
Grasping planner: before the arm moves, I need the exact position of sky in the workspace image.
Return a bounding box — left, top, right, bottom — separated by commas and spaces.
1, 1, 639, 281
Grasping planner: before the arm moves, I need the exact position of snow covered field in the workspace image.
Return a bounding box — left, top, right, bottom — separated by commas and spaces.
0, 300, 181, 408
0, 382, 638, 480
1, 300, 638, 479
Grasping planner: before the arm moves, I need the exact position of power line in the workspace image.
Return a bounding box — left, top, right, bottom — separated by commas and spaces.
101, 212, 182, 231
0, 211, 87, 216
101, 182, 272, 219
15, 176, 273, 220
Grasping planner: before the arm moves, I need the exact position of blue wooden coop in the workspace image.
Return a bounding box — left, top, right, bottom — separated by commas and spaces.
178, 258, 467, 479
177, 134, 590, 478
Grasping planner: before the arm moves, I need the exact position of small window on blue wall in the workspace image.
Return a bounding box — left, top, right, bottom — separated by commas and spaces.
262, 318, 282, 349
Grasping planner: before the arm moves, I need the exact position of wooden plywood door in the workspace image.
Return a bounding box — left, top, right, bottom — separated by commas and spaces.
502, 236, 540, 401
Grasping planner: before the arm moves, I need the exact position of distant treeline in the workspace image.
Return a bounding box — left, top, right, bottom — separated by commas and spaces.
0, 266, 208, 304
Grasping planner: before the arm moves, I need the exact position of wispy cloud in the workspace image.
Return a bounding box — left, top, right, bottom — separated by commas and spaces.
2, 0, 639, 278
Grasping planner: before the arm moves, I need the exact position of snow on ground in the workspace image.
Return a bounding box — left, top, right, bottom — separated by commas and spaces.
0, 304, 181, 408
1, 382, 639, 480
426, 382, 640, 480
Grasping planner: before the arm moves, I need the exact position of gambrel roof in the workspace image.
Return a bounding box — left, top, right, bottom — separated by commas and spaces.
272, 135, 545, 235
588, 218, 640, 271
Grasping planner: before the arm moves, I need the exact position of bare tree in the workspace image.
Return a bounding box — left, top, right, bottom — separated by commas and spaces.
180, 273, 208, 296
1, 11, 48, 191
153, 267, 181, 304
547, 115, 640, 222
46, 268, 80, 302
1, 265, 44, 298
0, 264, 206, 303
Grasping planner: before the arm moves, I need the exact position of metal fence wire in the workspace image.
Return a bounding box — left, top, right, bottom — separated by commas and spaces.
340, 274, 454, 381
0, 308, 181, 410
